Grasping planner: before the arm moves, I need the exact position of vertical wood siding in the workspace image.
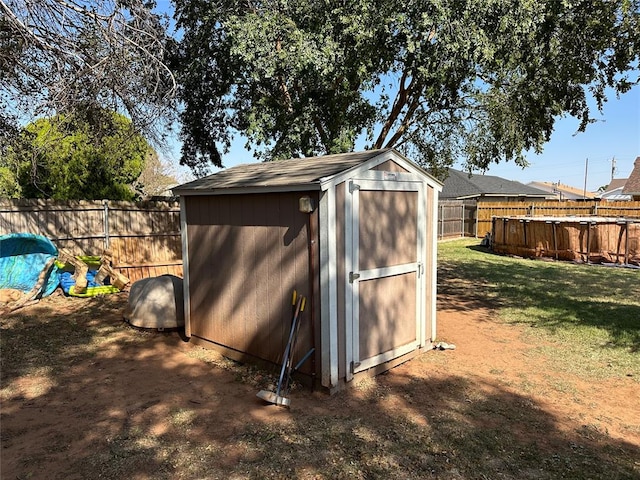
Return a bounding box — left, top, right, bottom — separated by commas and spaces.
372, 160, 409, 173
185, 192, 316, 369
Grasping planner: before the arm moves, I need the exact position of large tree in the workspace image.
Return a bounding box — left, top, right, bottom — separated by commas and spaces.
5, 111, 151, 200
172, 0, 640, 177
0, 0, 176, 144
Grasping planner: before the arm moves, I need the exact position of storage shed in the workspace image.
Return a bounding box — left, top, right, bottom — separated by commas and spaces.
173, 149, 442, 392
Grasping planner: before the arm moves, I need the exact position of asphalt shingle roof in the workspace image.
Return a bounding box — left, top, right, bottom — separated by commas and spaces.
606, 178, 629, 192
441, 168, 550, 199
622, 157, 640, 195
173, 149, 393, 194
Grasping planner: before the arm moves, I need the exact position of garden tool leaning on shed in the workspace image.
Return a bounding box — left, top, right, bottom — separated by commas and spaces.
257, 292, 306, 407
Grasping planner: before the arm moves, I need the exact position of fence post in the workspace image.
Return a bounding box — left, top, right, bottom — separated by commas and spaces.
474, 204, 479, 238
103, 200, 110, 250
461, 203, 465, 237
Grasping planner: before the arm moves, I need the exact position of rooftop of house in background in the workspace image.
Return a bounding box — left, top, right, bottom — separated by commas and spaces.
606, 178, 630, 192
621, 157, 640, 198
599, 186, 632, 200
441, 168, 551, 200
527, 181, 596, 200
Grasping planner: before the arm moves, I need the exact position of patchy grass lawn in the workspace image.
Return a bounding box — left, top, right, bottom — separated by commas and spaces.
438, 238, 640, 380
1, 240, 639, 479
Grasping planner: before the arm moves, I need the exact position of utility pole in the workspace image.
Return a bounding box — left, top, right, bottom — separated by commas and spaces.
583, 158, 588, 200
611, 157, 616, 182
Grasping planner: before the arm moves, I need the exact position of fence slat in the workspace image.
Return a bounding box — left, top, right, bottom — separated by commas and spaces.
475, 200, 640, 237
0, 199, 182, 284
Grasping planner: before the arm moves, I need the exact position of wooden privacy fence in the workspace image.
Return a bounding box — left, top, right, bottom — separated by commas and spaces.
477, 200, 640, 237
437, 200, 477, 239
492, 216, 640, 266
0, 199, 182, 284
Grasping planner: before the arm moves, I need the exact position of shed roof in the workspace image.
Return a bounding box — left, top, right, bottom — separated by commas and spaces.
622, 157, 640, 195
173, 149, 439, 195
441, 168, 550, 199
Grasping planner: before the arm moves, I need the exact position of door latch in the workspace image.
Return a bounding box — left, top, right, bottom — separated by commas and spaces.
349, 272, 360, 283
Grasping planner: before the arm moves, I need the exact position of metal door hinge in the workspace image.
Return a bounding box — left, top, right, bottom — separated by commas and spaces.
349, 181, 360, 193
349, 272, 360, 283
350, 361, 362, 373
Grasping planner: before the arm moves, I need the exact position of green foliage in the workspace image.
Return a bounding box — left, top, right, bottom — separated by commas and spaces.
0, 166, 21, 198
5, 111, 150, 200
172, 0, 640, 177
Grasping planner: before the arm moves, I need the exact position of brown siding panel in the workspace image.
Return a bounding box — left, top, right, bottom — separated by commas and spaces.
373, 160, 409, 173
186, 192, 315, 366
359, 190, 417, 269
359, 272, 417, 358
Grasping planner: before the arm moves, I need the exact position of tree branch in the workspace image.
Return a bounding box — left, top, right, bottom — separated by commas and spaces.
374, 70, 416, 148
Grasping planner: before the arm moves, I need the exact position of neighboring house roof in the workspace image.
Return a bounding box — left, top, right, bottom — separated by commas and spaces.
599, 186, 631, 201
622, 157, 640, 195
173, 149, 442, 195
440, 168, 550, 200
606, 178, 629, 191
527, 181, 596, 200
599, 177, 630, 200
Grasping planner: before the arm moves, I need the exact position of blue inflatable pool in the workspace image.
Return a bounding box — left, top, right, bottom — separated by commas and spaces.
0, 233, 60, 298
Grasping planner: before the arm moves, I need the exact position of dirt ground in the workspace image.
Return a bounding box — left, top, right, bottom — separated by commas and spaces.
1, 290, 639, 479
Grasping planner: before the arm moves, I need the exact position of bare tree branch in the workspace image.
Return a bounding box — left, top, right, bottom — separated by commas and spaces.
1, 0, 176, 144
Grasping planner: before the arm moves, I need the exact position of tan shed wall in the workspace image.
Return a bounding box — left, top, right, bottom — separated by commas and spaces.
358, 272, 417, 358
372, 160, 409, 173
185, 192, 317, 371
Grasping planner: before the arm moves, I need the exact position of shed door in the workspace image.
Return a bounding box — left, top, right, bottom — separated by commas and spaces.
345, 178, 425, 380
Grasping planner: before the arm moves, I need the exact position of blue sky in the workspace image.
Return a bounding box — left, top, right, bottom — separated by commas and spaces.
477, 85, 640, 192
